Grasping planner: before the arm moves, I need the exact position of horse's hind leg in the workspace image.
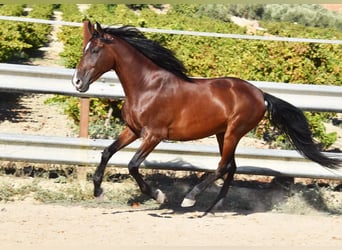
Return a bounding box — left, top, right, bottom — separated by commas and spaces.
181, 133, 225, 207
203, 157, 237, 215
93, 127, 138, 197
181, 129, 239, 212
181, 157, 235, 209
181, 172, 217, 207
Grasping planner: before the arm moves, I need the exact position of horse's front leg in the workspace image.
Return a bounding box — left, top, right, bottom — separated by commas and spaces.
128, 136, 166, 204
93, 127, 138, 197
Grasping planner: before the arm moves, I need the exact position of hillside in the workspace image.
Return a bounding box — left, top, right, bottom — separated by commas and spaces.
321, 4, 342, 13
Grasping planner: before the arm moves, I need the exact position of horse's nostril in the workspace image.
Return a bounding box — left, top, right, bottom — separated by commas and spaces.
72, 72, 82, 87
72, 79, 80, 89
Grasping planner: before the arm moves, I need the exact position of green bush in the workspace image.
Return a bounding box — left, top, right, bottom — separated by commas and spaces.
197, 4, 265, 21
196, 4, 342, 31
260, 112, 337, 150
56, 4, 83, 68
0, 4, 24, 16
25, 4, 54, 48
0, 4, 54, 62
263, 4, 342, 30
0, 5, 27, 61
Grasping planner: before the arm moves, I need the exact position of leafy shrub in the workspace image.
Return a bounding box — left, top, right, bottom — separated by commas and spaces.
25, 4, 54, 48
196, 4, 342, 31
197, 4, 265, 21
0, 4, 24, 16
89, 118, 124, 139
0, 4, 54, 62
57, 4, 83, 68
0, 5, 27, 61
306, 113, 337, 149
259, 112, 337, 150
263, 4, 342, 30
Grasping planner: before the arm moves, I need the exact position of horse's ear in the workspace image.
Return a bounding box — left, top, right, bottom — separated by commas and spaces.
94, 22, 104, 37
87, 20, 94, 35
82, 20, 93, 42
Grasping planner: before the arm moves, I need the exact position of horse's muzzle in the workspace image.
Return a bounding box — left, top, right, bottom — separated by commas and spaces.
72, 70, 90, 93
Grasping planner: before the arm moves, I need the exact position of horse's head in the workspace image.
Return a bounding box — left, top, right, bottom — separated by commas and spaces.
72, 21, 114, 92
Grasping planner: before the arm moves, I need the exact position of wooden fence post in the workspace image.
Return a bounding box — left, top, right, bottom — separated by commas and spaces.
78, 20, 91, 180
79, 20, 91, 138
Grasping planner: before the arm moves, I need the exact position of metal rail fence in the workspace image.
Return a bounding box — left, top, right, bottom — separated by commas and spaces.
1, 15, 342, 45
1, 63, 342, 112
0, 133, 341, 180
1, 63, 342, 179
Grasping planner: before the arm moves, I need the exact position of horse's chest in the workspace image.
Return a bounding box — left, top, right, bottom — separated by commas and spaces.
122, 101, 170, 138
121, 101, 150, 127
122, 104, 141, 129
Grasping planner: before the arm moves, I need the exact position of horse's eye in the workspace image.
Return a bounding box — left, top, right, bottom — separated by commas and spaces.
91, 47, 100, 54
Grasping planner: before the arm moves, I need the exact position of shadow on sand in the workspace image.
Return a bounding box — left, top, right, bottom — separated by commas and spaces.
102, 171, 342, 218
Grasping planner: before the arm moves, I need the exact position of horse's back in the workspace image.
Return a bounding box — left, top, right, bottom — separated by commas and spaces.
193, 76, 265, 105
204, 76, 266, 126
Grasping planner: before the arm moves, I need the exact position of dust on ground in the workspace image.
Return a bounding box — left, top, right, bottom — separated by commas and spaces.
1, 172, 342, 248
1, 200, 342, 248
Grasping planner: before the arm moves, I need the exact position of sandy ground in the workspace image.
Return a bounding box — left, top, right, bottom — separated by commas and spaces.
0, 201, 342, 249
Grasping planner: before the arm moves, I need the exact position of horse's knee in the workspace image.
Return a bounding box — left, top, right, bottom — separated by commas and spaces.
128, 162, 138, 175
128, 167, 133, 175
93, 172, 102, 184
101, 147, 112, 160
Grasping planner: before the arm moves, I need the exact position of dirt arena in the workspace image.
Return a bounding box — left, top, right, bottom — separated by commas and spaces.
1, 171, 342, 250
0, 200, 342, 249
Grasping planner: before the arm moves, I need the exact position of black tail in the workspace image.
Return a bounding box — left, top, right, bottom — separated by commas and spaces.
264, 93, 341, 169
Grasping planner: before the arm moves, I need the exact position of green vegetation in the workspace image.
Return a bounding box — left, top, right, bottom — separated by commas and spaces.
0, 4, 54, 62
57, 4, 83, 68
196, 4, 342, 31
260, 112, 338, 150
263, 4, 342, 30
273, 182, 342, 215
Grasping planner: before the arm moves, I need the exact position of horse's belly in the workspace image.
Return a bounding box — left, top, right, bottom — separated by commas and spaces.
167, 116, 226, 141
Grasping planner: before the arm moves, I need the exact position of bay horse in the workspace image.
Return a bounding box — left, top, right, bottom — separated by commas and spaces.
72, 21, 341, 214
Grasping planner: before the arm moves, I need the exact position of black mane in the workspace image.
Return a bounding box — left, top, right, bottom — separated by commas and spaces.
103, 25, 192, 82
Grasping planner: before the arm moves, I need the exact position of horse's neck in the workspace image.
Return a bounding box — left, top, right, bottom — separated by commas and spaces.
112, 39, 158, 100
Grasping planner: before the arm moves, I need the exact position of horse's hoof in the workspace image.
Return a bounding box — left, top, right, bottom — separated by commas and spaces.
154, 189, 167, 204
94, 192, 104, 202
94, 187, 103, 197
181, 198, 196, 207
214, 198, 224, 210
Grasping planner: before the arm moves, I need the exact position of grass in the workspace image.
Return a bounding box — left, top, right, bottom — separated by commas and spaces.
273, 183, 342, 215
1, 170, 342, 215
0, 173, 149, 209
